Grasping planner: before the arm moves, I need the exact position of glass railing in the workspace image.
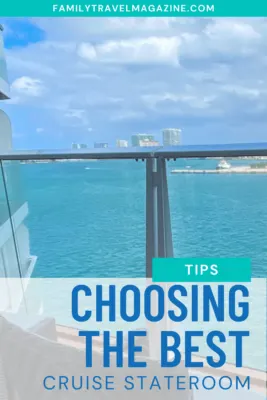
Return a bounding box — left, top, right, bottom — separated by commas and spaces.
0, 158, 146, 278
0, 162, 23, 279
0, 164, 9, 226
1, 143, 267, 279
2, 161, 26, 219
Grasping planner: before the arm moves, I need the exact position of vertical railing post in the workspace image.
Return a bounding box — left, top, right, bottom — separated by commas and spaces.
146, 158, 158, 277
146, 156, 173, 275
157, 157, 174, 258
146, 156, 174, 360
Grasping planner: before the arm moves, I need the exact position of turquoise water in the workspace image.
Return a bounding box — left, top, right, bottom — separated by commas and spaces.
6, 158, 267, 278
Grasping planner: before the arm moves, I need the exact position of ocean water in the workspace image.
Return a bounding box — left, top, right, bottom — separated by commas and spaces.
3, 158, 267, 371
6, 158, 267, 278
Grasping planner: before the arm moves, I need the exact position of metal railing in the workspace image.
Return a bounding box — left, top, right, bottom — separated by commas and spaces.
1, 142, 267, 160
1, 142, 267, 277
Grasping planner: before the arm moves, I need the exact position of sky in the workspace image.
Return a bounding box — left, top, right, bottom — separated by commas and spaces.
0, 17, 267, 149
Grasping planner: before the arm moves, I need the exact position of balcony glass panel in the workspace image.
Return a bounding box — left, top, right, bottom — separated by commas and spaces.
2, 161, 26, 215
0, 163, 9, 227
0, 29, 9, 99
2, 159, 146, 278
168, 157, 267, 277
0, 161, 23, 279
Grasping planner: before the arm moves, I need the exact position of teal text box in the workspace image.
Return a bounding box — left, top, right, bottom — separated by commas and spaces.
152, 258, 251, 282
1, 0, 267, 17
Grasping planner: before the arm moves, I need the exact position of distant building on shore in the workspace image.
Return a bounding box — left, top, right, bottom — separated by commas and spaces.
116, 139, 128, 148
94, 142, 108, 149
72, 143, 87, 149
162, 128, 181, 146
131, 134, 154, 147
139, 139, 160, 147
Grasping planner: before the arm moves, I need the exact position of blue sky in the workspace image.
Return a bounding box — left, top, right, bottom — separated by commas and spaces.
1, 17, 267, 149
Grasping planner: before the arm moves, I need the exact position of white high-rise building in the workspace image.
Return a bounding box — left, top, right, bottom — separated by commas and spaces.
139, 140, 160, 147
131, 134, 154, 147
162, 128, 181, 146
72, 143, 87, 149
116, 140, 128, 148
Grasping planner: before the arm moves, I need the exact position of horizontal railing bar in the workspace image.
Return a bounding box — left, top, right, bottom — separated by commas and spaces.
0, 148, 155, 161
1, 143, 267, 161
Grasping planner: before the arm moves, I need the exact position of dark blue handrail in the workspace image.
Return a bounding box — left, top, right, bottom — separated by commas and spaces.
1, 142, 267, 160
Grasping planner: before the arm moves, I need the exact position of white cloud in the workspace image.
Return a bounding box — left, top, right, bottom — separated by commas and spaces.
36, 127, 44, 133
11, 76, 45, 98
33, 17, 179, 41
142, 92, 217, 113
7, 54, 56, 76
77, 37, 180, 65
204, 20, 261, 56
41, 41, 77, 52
180, 19, 263, 59
64, 109, 86, 119
75, 72, 101, 80
111, 110, 146, 121
205, 20, 260, 41
4, 17, 267, 145
220, 84, 262, 99
63, 108, 91, 128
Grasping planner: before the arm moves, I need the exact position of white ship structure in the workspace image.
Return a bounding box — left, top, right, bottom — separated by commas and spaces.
0, 24, 36, 291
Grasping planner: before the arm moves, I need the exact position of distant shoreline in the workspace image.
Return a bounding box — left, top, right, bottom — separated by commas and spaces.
20, 159, 97, 164
171, 167, 267, 174
19, 156, 267, 164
